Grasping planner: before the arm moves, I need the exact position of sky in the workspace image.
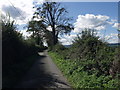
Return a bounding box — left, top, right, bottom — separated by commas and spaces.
59, 2, 119, 45
0, 0, 120, 45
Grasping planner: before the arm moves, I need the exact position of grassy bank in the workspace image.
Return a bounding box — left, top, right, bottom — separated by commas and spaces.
49, 52, 120, 88
2, 53, 40, 88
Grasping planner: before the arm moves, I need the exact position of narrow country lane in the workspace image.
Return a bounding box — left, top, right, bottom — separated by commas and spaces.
15, 50, 71, 89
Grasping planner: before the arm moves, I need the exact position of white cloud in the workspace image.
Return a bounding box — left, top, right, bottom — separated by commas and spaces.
59, 34, 77, 45
0, 0, 45, 40
104, 33, 118, 43
60, 32, 119, 45
74, 14, 110, 33
108, 37, 118, 43
1, 0, 32, 20
0, 0, 44, 29
47, 25, 61, 31
112, 23, 120, 30
2, 5, 26, 20
111, 19, 117, 23
104, 35, 112, 40
46, 26, 52, 31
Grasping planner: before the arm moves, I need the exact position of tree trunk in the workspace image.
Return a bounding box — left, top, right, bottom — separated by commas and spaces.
36, 33, 39, 45
55, 35, 58, 44
52, 26, 58, 46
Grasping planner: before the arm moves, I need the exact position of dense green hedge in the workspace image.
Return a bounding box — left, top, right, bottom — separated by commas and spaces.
49, 52, 120, 88
2, 17, 47, 88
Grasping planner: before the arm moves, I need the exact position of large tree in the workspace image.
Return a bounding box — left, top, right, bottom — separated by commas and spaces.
33, 2, 73, 46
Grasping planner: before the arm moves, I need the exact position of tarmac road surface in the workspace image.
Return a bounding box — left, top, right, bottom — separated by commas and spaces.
15, 50, 71, 89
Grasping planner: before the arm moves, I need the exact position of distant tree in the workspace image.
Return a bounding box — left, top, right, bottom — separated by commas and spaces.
27, 20, 46, 46
33, 2, 73, 46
